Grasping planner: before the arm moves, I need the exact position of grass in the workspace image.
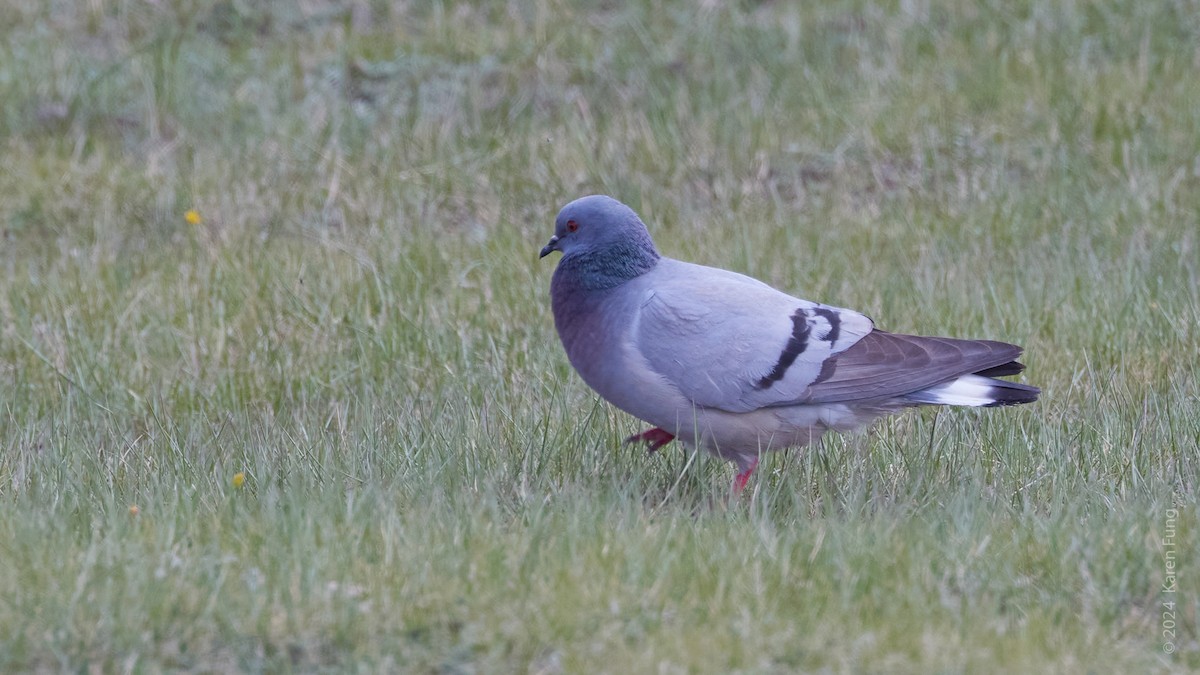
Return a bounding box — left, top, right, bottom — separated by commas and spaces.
1, 0, 1197, 671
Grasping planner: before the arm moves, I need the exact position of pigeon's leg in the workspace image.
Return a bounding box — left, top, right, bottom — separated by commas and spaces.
623, 427, 675, 453
732, 457, 760, 495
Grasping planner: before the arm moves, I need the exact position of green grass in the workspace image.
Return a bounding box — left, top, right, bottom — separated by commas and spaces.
1, 0, 1197, 671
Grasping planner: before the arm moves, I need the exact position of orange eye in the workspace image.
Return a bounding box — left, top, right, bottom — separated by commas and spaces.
567, 219, 579, 232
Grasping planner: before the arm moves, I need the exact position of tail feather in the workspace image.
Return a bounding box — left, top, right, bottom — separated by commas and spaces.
902, 373, 1040, 407
981, 378, 1041, 407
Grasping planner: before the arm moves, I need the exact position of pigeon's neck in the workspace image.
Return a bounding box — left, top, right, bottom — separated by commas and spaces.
556, 240, 660, 290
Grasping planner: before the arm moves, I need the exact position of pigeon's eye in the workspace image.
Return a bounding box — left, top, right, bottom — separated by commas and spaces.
567, 219, 579, 233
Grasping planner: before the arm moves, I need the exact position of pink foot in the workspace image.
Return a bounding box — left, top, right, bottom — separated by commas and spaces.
732, 457, 760, 495
623, 427, 675, 453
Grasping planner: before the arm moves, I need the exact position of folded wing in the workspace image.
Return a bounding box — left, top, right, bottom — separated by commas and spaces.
796, 330, 1031, 404
633, 260, 1033, 412
632, 261, 873, 413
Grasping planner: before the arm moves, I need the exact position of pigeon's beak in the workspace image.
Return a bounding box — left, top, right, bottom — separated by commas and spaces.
539, 234, 561, 259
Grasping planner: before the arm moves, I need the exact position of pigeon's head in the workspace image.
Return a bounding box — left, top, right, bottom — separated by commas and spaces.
539, 195, 659, 261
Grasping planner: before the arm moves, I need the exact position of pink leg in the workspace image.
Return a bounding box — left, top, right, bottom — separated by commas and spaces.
732, 457, 760, 495
623, 427, 675, 453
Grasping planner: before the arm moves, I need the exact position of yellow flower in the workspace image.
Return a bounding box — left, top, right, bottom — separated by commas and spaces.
129, 505, 140, 516
185, 209, 202, 225
232, 472, 246, 488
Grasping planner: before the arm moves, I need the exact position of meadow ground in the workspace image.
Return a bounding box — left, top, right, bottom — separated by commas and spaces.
1, 0, 1197, 671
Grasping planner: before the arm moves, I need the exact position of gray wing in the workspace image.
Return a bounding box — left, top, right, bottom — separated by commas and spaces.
632, 261, 874, 413
632, 260, 1028, 412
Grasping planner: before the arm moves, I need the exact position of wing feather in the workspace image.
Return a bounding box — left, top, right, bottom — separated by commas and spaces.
632, 260, 873, 413
796, 331, 1026, 403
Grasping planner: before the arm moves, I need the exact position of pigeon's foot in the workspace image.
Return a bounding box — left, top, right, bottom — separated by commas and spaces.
623, 427, 675, 453
732, 457, 760, 495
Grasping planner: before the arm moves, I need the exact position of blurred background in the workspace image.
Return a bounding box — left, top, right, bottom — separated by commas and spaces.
0, 1, 1196, 671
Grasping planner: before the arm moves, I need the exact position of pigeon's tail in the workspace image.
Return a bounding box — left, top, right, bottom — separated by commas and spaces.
901, 367, 1040, 407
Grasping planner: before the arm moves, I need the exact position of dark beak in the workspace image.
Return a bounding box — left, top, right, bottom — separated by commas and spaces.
539, 234, 561, 259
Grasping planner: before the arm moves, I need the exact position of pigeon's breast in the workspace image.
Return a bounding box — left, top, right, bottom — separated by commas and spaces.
550, 276, 690, 429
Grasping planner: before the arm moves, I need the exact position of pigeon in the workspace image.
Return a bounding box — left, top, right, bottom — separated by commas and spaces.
540, 195, 1038, 493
